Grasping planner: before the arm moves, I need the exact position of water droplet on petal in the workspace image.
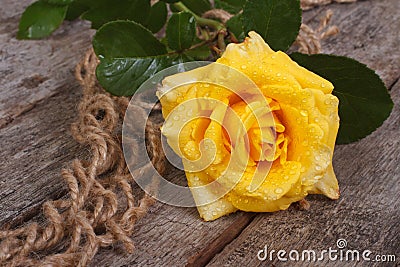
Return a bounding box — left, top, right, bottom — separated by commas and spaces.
275, 187, 283, 194
314, 175, 323, 180
165, 120, 173, 128
300, 110, 308, 116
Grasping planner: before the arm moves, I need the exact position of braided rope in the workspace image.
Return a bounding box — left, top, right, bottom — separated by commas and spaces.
0, 49, 165, 267
0, 1, 349, 265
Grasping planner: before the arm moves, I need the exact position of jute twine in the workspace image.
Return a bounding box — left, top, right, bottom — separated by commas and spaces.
295, 9, 340, 54
301, 0, 357, 10
0, 1, 352, 265
0, 49, 165, 266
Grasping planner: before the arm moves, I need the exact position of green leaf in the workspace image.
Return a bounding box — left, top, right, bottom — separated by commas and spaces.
72, 0, 103, 7
242, 0, 301, 51
17, 1, 67, 39
170, 0, 210, 15
181, 0, 211, 15
96, 55, 191, 96
81, 0, 151, 29
93, 20, 167, 58
215, 0, 245, 14
184, 45, 211, 60
160, 0, 180, 3
169, 4, 180, 13
145, 1, 168, 33
290, 53, 393, 144
226, 13, 245, 42
43, 0, 73, 5
65, 1, 89, 20
166, 12, 196, 51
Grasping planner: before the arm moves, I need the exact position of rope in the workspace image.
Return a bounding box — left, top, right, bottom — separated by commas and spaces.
0, 1, 352, 265
0, 49, 165, 267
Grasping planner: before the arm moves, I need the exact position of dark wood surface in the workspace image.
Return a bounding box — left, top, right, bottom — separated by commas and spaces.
0, 0, 399, 266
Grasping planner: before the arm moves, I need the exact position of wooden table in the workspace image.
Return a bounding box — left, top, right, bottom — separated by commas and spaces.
1, 0, 399, 266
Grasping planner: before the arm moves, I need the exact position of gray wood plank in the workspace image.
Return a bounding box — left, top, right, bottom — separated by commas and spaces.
207, 81, 400, 267
94, 1, 400, 266
207, 0, 400, 265
0, 0, 92, 225
0, 84, 87, 226
91, 199, 252, 267
0, 3, 254, 265
309, 0, 400, 88
1, 0, 398, 266
0, 0, 93, 128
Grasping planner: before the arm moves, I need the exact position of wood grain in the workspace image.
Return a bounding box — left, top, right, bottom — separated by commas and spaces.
0, 0, 398, 266
206, 1, 400, 265
91, 196, 252, 266
0, 0, 93, 128
207, 80, 400, 267
0, 2, 250, 265
0, 0, 93, 226
186, 213, 256, 267
0, 84, 87, 226
305, 0, 400, 88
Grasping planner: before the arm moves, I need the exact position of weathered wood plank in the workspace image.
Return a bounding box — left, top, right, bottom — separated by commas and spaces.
91, 198, 251, 266
187, 213, 257, 267
1, 0, 398, 266
92, 1, 400, 266
304, 0, 400, 88
0, 0, 93, 225
0, 0, 93, 128
207, 0, 400, 265
0, 84, 87, 226
0, 2, 254, 265
207, 80, 400, 267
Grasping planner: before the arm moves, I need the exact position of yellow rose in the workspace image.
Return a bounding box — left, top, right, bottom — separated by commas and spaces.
157, 31, 340, 221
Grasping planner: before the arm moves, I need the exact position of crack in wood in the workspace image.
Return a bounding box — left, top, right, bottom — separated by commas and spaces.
388, 76, 400, 91
185, 213, 256, 267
